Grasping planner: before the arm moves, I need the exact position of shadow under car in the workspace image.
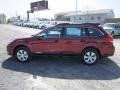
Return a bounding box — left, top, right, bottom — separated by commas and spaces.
2, 56, 120, 80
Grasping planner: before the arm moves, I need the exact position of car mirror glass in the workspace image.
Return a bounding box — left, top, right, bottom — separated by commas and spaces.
37, 33, 47, 40
31, 34, 35, 37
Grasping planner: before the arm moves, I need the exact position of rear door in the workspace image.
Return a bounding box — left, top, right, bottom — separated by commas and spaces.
83, 27, 105, 50
60, 27, 85, 53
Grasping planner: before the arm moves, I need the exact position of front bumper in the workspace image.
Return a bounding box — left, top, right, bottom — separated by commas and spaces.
7, 45, 15, 55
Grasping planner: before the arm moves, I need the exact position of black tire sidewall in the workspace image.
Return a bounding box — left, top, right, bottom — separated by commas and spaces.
81, 48, 99, 65
111, 31, 115, 37
14, 47, 31, 62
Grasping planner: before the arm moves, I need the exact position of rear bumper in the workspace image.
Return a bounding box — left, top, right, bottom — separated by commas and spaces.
102, 44, 115, 57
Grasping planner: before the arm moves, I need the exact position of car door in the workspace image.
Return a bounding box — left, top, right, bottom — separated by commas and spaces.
60, 27, 85, 53
83, 27, 105, 51
30, 27, 64, 54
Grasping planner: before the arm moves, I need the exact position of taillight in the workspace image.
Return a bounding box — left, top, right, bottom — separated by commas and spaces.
105, 35, 113, 43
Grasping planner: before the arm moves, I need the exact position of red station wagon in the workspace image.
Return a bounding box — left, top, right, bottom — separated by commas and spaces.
7, 23, 115, 65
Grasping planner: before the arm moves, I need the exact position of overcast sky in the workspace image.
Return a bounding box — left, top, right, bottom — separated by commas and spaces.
0, 0, 120, 19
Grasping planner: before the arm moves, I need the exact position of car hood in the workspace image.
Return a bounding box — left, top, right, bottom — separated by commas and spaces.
16, 37, 33, 42
10, 37, 34, 44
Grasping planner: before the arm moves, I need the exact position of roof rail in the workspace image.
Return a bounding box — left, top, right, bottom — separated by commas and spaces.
56, 23, 100, 26
81, 23, 100, 26
56, 23, 70, 26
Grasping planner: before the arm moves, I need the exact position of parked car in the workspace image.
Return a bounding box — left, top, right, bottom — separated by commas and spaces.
7, 23, 115, 65
38, 21, 47, 29
103, 23, 120, 36
28, 22, 35, 28
38, 21, 72, 29
23, 21, 31, 27
31, 22, 40, 28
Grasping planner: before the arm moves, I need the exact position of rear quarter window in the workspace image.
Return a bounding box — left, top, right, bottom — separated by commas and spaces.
86, 28, 104, 37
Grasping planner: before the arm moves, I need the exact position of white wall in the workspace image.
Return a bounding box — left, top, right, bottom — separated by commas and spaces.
70, 13, 114, 25
0, 14, 6, 24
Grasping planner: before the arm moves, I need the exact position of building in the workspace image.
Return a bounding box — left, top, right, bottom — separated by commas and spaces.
0, 14, 6, 24
105, 18, 120, 23
54, 9, 114, 25
8, 17, 17, 23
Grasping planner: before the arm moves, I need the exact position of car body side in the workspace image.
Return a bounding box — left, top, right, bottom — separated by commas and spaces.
7, 25, 115, 58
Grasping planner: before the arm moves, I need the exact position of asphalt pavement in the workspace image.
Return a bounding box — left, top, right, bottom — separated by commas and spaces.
0, 24, 120, 90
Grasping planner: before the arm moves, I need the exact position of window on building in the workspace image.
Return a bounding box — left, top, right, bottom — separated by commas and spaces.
91, 16, 94, 20
79, 17, 82, 20
74, 16, 76, 20
97, 16, 101, 20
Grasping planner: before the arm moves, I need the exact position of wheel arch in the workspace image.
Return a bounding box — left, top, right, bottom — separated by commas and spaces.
13, 45, 30, 55
81, 46, 102, 58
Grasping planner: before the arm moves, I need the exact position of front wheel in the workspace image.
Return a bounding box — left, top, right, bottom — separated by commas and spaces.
81, 48, 100, 65
14, 47, 31, 62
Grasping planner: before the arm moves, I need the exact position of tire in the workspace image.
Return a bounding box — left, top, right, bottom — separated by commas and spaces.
111, 31, 115, 37
81, 48, 100, 65
14, 47, 31, 62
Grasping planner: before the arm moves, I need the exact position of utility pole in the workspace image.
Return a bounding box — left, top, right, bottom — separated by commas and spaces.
27, 11, 30, 20
76, 0, 78, 13
27, 10, 34, 21
16, 11, 18, 17
86, 6, 89, 23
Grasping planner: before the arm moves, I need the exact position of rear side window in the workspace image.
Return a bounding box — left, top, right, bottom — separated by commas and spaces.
86, 28, 103, 37
115, 24, 120, 29
64, 27, 82, 38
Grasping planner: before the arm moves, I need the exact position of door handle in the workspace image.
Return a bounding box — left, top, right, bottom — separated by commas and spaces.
54, 40, 59, 43
66, 41, 72, 43
81, 39, 85, 42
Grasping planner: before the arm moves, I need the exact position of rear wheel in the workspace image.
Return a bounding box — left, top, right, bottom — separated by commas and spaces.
81, 48, 100, 65
14, 47, 31, 62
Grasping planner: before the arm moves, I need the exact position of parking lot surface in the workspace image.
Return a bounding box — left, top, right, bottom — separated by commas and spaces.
0, 24, 120, 90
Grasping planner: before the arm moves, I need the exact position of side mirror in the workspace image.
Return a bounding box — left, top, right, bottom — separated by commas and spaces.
31, 34, 35, 37
36, 35, 46, 40
39, 35, 45, 39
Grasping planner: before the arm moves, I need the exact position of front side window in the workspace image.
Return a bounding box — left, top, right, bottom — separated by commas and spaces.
64, 27, 82, 38
36, 27, 62, 39
46, 28, 62, 38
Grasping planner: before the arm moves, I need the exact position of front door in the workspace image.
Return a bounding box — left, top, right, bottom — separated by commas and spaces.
30, 27, 64, 54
